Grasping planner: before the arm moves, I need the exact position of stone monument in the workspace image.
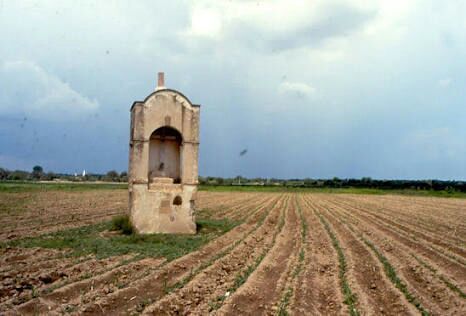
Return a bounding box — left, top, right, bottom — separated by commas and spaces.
128, 72, 200, 234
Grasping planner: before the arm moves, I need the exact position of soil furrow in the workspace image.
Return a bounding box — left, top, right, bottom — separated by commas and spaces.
332, 196, 466, 257
325, 196, 466, 315
1, 255, 95, 305
15, 257, 165, 314
198, 192, 255, 210
2, 190, 465, 315
305, 196, 359, 316
142, 195, 290, 315
322, 196, 466, 286
207, 194, 260, 219
289, 195, 343, 315
0, 248, 68, 274
227, 195, 274, 221
218, 195, 300, 315
344, 195, 466, 238
336, 195, 466, 246
214, 195, 264, 218
275, 195, 307, 315
325, 197, 466, 282
311, 196, 416, 315
347, 195, 466, 227
78, 194, 285, 314
24, 196, 282, 314
1, 210, 125, 241
238, 194, 282, 224
2, 255, 132, 313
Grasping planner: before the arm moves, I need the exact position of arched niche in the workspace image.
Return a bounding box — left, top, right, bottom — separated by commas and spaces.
148, 126, 182, 183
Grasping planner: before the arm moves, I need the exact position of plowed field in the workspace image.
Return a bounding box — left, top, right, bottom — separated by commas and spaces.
1, 189, 465, 315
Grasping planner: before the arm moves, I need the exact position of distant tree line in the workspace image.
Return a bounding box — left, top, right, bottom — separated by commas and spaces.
199, 176, 466, 192
1, 166, 465, 192
0, 166, 128, 183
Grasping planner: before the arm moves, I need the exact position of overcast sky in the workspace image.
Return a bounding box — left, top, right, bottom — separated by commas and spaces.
1, 1, 465, 179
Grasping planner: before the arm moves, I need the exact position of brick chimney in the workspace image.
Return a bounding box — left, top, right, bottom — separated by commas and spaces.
156, 72, 165, 90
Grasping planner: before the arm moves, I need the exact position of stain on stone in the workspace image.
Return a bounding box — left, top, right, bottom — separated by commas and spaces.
173, 195, 182, 205
165, 115, 171, 126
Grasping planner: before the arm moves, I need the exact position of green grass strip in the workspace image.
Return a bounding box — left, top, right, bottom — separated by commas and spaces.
1, 217, 240, 261
0, 181, 127, 192
199, 185, 466, 199
277, 286, 293, 316
2, 181, 466, 198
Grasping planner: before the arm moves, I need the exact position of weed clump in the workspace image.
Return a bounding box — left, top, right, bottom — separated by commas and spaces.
111, 215, 134, 235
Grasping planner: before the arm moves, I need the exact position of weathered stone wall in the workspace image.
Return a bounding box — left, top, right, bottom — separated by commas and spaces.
128, 86, 200, 234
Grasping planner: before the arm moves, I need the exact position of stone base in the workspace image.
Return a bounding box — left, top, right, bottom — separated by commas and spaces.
129, 183, 197, 234
150, 177, 174, 184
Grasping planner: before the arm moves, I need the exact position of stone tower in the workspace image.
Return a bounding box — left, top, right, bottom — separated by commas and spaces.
128, 73, 200, 234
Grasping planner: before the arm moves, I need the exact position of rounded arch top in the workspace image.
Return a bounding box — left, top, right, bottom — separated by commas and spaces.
131, 89, 200, 111
150, 125, 183, 143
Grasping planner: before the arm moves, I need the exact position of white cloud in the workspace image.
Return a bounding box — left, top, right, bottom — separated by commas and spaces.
278, 81, 316, 98
363, 0, 417, 36
438, 78, 452, 87
0, 61, 98, 120
187, 8, 223, 38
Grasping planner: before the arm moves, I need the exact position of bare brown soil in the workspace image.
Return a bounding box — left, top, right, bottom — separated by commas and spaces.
290, 196, 343, 315
0, 190, 258, 242
0, 190, 127, 241
218, 196, 300, 315
1, 190, 465, 315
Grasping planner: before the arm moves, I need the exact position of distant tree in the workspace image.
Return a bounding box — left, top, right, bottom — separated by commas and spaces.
8, 170, 29, 180
361, 177, 372, 183
105, 170, 119, 182
198, 176, 207, 185
43, 172, 56, 181
361, 177, 372, 187
332, 177, 342, 188
32, 165, 43, 180
425, 180, 433, 190
0, 168, 10, 180
120, 171, 128, 182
